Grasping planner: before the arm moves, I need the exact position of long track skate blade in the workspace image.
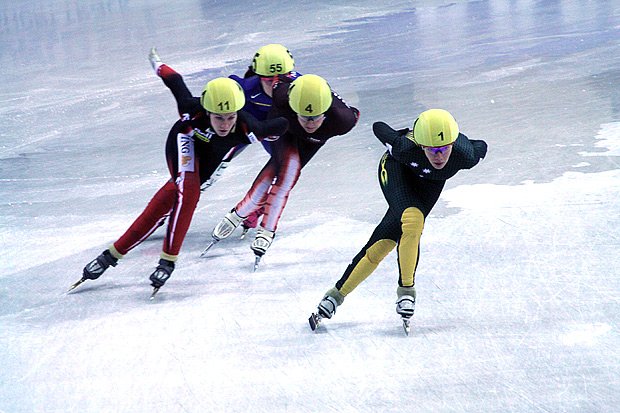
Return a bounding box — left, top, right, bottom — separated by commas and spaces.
309, 313, 322, 331
67, 278, 87, 293
149, 287, 160, 300
199, 239, 219, 257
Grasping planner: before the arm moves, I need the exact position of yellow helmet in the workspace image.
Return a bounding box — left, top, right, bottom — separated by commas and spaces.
200, 77, 245, 113
251, 44, 295, 76
409, 109, 459, 147
288, 74, 333, 116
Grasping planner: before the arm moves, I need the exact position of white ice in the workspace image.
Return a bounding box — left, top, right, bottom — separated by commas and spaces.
1, 1, 619, 412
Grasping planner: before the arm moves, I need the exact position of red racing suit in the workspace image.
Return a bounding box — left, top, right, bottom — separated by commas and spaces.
111, 68, 288, 260
233, 77, 360, 232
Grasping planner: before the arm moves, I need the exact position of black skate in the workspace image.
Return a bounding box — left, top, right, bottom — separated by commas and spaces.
149, 259, 175, 299
309, 295, 338, 331
68, 250, 118, 293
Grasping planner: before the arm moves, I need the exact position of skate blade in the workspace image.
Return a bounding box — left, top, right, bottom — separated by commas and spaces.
309, 313, 322, 331
402, 318, 411, 335
67, 278, 86, 293
149, 287, 160, 300
252, 255, 261, 272
199, 239, 219, 257
239, 227, 249, 240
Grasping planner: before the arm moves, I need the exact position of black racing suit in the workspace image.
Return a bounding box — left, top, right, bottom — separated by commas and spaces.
334, 121, 488, 295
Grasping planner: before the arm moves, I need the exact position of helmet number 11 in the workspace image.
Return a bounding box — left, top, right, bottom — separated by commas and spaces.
218, 101, 231, 111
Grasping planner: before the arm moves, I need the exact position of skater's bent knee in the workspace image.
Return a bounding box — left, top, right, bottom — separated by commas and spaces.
401, 207, 424, 235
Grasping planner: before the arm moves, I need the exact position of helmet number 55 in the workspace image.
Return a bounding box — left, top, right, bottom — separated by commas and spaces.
269, 63, 283, 73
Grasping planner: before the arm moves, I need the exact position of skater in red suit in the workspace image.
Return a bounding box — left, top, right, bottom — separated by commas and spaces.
149, 44, 301, 233
77, 75, 288, 292
209, 74, 360, 265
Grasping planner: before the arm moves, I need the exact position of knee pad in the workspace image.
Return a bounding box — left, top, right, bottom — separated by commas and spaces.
401, 207, 424, 236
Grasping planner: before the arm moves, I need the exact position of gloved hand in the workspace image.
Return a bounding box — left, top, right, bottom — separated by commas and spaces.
200, 160, 230, 191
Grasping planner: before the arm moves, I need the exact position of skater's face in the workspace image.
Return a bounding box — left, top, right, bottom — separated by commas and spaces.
259, 75, 278, 97
210, 112, 238, 136
422, 144, 453, 169
297, 113, 326, 133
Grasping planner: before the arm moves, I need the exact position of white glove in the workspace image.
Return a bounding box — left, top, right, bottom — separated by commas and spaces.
200, 160, 230, 191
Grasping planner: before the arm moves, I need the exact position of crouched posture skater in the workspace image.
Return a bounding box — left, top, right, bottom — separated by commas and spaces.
312, 109, 487, 328
210, 74, 359, 262
79, 76, 287, 292
198, 43, 300, 192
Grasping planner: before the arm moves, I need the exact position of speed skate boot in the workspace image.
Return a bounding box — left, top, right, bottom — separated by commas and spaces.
310, 287, 345, 330
250, 226, 275, 271
200, 209, 245, 258
148, 47, 163, 72
212, 209, 245, 241
251, 226, 275, 257
83, 249, 118, 280
149, 258, 175, 288
396, 286, 416, 318
318, 287, 345, 319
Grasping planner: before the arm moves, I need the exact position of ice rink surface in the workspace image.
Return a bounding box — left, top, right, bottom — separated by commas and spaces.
1, 1, 619, 412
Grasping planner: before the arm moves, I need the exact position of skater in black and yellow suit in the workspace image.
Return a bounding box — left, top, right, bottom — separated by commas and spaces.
312, 109, 488, 327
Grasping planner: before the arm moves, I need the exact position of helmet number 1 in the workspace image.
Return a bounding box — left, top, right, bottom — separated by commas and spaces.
438, 131, 444, 141
269, 63, 283, 73
218, 101, 231, 111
